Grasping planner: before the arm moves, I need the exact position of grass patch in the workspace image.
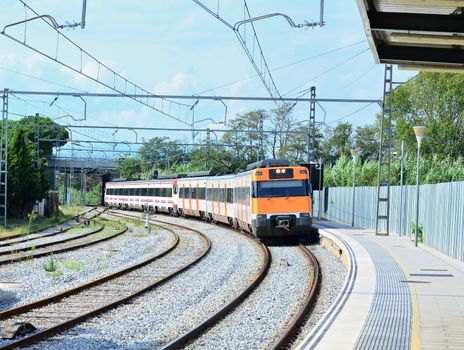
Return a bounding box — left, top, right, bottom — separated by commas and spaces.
46, 271, 64, 277
62, 259, 85, 271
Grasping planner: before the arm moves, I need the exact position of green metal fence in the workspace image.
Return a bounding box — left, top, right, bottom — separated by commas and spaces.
313, 181, 464, 261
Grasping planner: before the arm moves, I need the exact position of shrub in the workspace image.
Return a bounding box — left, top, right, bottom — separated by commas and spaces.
43, 254, 58, 272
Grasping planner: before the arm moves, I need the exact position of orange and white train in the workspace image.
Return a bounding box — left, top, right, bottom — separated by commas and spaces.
104, 159, 314, 238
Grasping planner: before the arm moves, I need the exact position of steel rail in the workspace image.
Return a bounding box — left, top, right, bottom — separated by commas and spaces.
0, 221, 103, 257
0, 224, 179, 320
268, 244, 320, 350
0, 212, 128, 265
0, 209, 102, 250
0, 212, 211, 350
0, 207, 96, 243
160, 231, 270, 350
0, 222, 124, 266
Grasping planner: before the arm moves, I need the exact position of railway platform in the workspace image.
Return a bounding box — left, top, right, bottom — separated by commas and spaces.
297, 220, 464, 350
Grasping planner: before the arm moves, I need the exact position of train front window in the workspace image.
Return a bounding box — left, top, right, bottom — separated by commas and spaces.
252, 180, 309, 198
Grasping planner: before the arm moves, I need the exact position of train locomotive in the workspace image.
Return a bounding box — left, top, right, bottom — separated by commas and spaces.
104, 159, 314, 238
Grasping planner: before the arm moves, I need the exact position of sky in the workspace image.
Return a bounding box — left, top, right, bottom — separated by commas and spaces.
0, 0, 417, 158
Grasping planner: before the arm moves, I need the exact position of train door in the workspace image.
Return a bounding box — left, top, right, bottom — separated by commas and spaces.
172, 180, 179, 214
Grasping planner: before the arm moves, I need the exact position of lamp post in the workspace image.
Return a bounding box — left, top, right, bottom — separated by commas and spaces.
413, 126, 426, 247
351, 148, 359, 227
399, 141, 405, 237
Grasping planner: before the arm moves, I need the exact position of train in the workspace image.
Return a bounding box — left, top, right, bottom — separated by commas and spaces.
104, 159, 315, 239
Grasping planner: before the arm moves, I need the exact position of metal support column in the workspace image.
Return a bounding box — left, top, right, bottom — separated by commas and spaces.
258, 114, 264, 161
308, 86, 316, 162
68, 166, 74, 206
375, 65, 393, 236
206, 128, 211, 168
80, 167, 85, 206
1, 89, 9, 227
34, 122, 40, 170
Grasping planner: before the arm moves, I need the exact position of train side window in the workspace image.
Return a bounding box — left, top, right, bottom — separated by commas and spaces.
167, 188, 173, 197
191, 188, 196, 199
141, 188, 148, 196
173, 185, 178, 195
179, 187, 184, 199
227, 188, 233, 203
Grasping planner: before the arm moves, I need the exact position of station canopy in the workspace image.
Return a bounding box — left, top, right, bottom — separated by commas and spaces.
356, 0, 464, 72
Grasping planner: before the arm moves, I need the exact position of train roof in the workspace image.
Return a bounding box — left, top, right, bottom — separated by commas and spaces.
246, 159, 291, 171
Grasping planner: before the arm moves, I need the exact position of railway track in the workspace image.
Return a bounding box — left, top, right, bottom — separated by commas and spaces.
0, 209, 105, 255
163, 244, 319, 350
0, 217, 125, 266
268, 245, 320, 350
0, 208, 97, 244
0, 208, 104, 251
110, 209, 320, 350
0, 213, 211, 349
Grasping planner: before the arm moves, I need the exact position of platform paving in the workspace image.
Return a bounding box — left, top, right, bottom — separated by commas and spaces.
297, 220, 464, 350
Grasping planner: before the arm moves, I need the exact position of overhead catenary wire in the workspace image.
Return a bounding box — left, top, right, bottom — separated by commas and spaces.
284, 47, 371, 98
193, 40, 366, 95
3, 0, 195, 126
191, 0, 284, 103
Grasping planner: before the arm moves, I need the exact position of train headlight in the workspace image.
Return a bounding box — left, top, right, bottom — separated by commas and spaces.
256, 214, 267, 219
300, 212, 311, 218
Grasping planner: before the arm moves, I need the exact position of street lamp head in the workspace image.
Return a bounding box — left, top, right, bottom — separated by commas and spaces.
350, 148, 359, 159
413, 126, 426, 145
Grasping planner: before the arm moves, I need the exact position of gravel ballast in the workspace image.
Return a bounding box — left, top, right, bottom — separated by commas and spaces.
0, 215, 175, 312
25, 214, 265, 350
184, 245, 312, 350
290, 244, 346, 348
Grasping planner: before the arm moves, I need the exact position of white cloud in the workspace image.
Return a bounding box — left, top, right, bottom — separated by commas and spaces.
21, 53, 45, 70
154, 73, 198, 94
0, 52, 15, 66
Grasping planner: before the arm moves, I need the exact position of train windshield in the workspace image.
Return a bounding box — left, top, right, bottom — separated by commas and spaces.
252, 180, 309, 198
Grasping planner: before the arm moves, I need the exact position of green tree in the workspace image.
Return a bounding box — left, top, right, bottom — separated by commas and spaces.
354, 124, 378, 161
117, 157, 142, 179
9, 115, 69, 158
392, 72, 464, 159
7, 127, 46, 217
189, 146, 235, 173
222, 110, 267, 166
322, 122, 353, 163
138, 136, 184, 172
